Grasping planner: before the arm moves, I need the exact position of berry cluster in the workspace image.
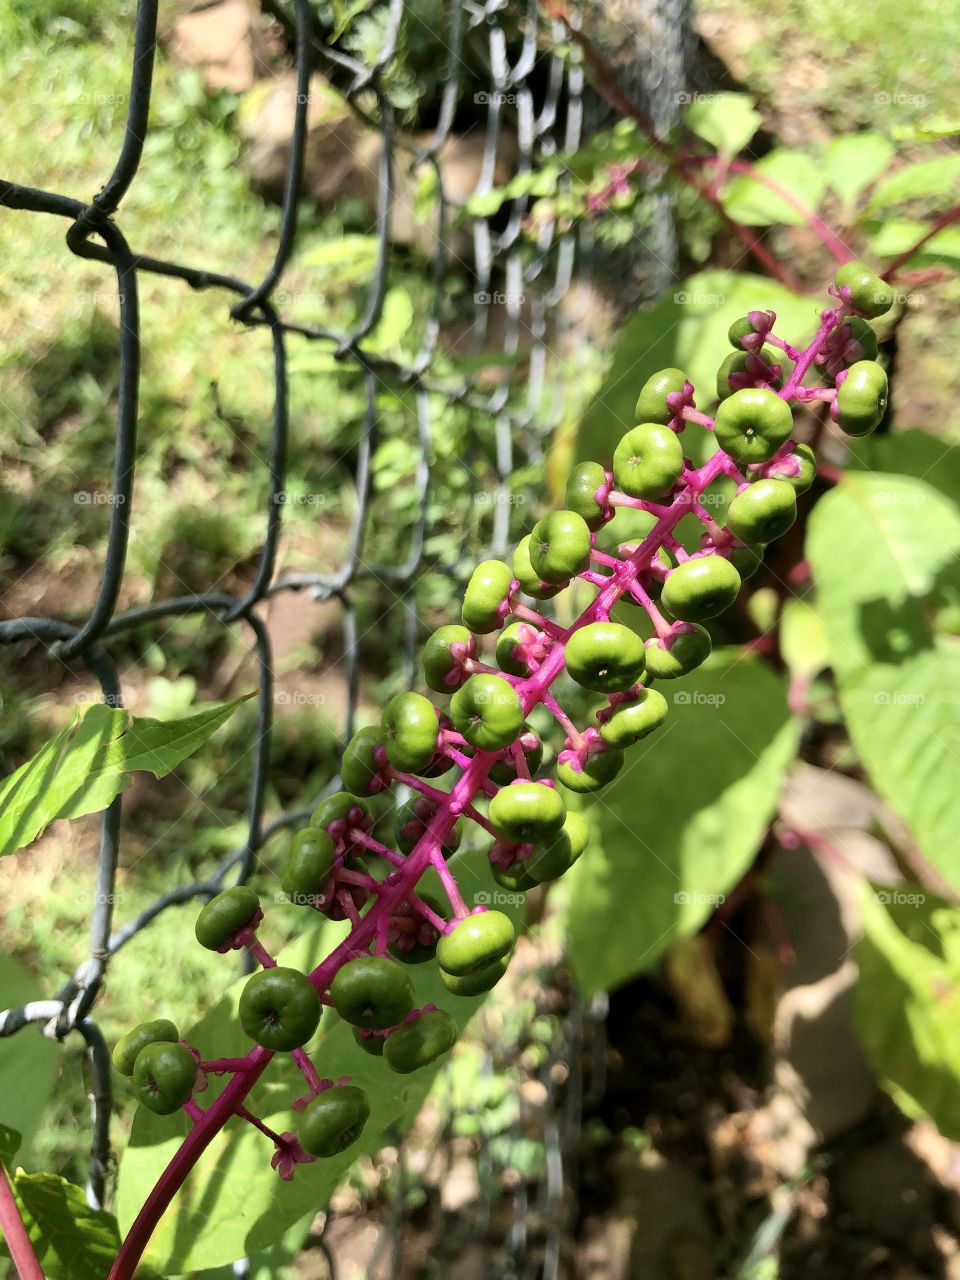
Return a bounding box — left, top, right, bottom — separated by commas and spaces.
112, 265, 890, 1212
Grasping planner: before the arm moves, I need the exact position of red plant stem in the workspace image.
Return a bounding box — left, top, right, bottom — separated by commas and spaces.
246, 939, 275, 969
236, 1107, 286, 1146
109, 310, 844, 1280
348, 830, 405, 866
202, 1058, 257, 1073
883, 204, 960, 280
406, 891, 447, 933
541, 691, 585, 749
0, 1163, 45, 1280
291, 1048, 323, 1094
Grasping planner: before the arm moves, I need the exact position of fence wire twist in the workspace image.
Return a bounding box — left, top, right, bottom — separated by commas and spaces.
0, 0, 683, 1260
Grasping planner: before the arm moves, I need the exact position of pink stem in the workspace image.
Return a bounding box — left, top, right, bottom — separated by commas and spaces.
681, 407, 714, 428
203, 1058, 258, 1074
511, 603, 565, 639
389, 772, 450, 804
349, 829, 405, 866
407, 891, 448, 932
291, 1048, 323, 1094
184, 1101, 205, 1125
541, 692, 585, 750
246, 939, 276, 969
236, 1107, 287, 1146
0, 1163, 45, 1280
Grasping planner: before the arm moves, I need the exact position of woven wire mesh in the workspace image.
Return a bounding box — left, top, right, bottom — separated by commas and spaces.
0, 0, 685, 1259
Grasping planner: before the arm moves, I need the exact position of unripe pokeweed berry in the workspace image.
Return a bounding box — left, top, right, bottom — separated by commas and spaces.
422, 624, 475, 693
566, 460, 610, 531
132, 1042, 198, 1116
299, 1084, 370, 1157
525, 811, 589, 883
310, 792, 362, 833
492, 861, 539, 892
557, 747, 623, 793
488, 726, 543, 785
598, 686, 668, 748
643, 624, 712, 679
613, 423, 684, 500
239, 966, 322, 1052
529, 509, 592, 584
383, 1009, 458, 1074
381, 691, 439, 774
462, 559, 514, 634
715, 349, 781, 401
763, 441, 816, 494
450, 673, 524, 753
661, 555, 742, 622
195, 886, 260, 951
394, 794, 460, 857
728, 543, 764, 581
440, 954, 510, 996
388, 892, 444, 963
836, 360, 888, 436
354, 1028, 386, 1056
838, 316, 879, 364
513, 534, 562, 600
726, 478, 797, 544
489, 780, 567, 843
112, 1019, 179, 1077
713, 387, 793, 464
281, 828, 336, 906
564, 621, 646, 693
496, 622, 534, 677
339, 725, 386, 796
727, 315, 761, 350
329, 955, 415, 1030
634, 367, 687, 424
437, 910, 515, 977
834, 260, 894, 319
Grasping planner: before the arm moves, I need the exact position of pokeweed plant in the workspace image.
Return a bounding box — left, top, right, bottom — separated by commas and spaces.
1, 267, 890, 1280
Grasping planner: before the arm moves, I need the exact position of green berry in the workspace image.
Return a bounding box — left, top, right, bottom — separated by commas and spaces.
440, 955, 510, 996
238, 967, 322, 1052
330, 955, 415, 1030
496, 622, 534, 678
643, 624, 712, 679
726, 478, 798, 544
394, 795, 460, 857
281, 829, 336, 906
383, 1009, 458, 1074
422, 625, 475, 693
715, 349, 781, 401
714, 387, 793, 465
661, 555, 742, 622
437, 911, 516, 977
132, 1042, 198, 1116
838, 316, 879, 364
565, 460, 610, 531
381, 691, 439, 774
488, 725, 543, 785
489, 781, 566, 843
353, 1028, 386, 1056
525, 811, 589, 883
557, 747, 623, 793
835, 260, 894, 319
564, 622, 646, 693
529, 510, 592, 584
763, 442, 816, 493
299, 1085, 370, 1157
195, 886, 260, 951
450, 673, 524, 753
113, 1019, 179, 1077
729, 543, 764, 580
634, 367, 687, 424
727, 315, 760, 349
513, 534, 562, 600
388, 892, 444, 963
613, 423, 684, 500
339, 725, 386, 796
492, 861, 539, 892
836, 361, 888, 436
598, 687, 668, 748
310, 792, 363, 833
462, 559, 514, 633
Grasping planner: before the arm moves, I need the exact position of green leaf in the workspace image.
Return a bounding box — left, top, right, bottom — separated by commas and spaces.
0, 1125, 21, 1165
566, 652, 800, 995
866, 154, 960, 210
575, 272, 812, 464
685, 93, 761, 160
300, 234, 379, 285
721, 149, 826, 226
822, 133, 895, 207
12, 1172, 120, 1280
780, 598, 831, 683
847, 427, 960, 505
0, 957, 60, 1163
807, 473, 960, 887
0, 696, 248, 858
365, 286, 414, 357
865, 216, 960, 268
116, 849, 522, 1273
855, 888, 960, 1138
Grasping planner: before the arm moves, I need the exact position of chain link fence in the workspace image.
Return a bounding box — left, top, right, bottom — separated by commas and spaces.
0, 0, 686, 1268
